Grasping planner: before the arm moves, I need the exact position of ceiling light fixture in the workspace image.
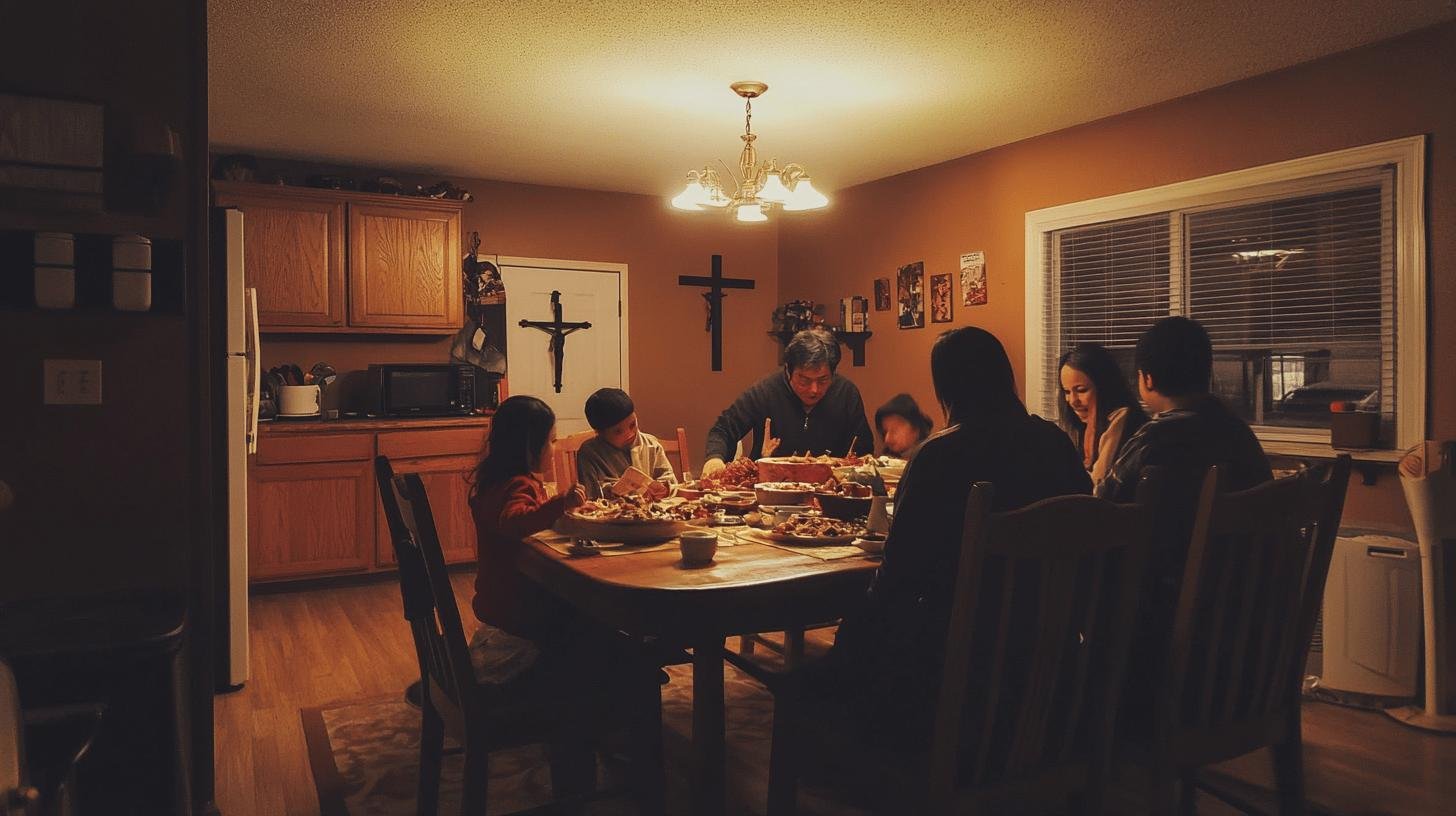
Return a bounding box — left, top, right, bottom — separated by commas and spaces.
670, 81, 828, 222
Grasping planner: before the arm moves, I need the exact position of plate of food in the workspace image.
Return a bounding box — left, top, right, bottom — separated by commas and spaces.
766, 514, 864, 545
560, 495, 692, 542
701, 490, 757, 513
697, 458, 761, 490
753, 481, 818, 505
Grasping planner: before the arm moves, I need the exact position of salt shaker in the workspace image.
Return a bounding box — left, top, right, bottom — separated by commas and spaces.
112, 233, 152, 311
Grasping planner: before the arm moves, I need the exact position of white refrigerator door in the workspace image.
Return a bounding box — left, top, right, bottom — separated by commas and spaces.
225, 353, 251, 687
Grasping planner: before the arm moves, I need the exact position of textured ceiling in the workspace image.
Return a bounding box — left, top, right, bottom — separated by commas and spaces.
209, 1, 1456, 196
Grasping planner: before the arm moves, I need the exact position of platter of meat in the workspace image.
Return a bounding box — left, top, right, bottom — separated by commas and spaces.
561, 495, 698, 542
694, 458, 761, 491
767, 513, 864, 545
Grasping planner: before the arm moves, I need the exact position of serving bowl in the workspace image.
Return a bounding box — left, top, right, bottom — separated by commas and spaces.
815, 492, 873, 521
754, 482, 816, 506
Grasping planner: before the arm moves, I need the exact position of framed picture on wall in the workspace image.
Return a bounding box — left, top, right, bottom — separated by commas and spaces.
959, 251, 987, 306
896, 261, 925, 329
873, 278, 891, 311
930, 273, 953, 323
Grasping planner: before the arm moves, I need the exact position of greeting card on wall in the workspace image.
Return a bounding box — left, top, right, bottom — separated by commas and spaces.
896, 261, 925, 329
930, 273, 953, 323
873, 278, 891, 311
959, 251, 987, 306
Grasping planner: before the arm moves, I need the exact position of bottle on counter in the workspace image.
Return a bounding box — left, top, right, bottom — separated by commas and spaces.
34, 232, 76, 309
112, 233, 152, 312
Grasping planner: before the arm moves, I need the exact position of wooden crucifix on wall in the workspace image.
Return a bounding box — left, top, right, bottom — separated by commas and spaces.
678, 254, 755, 371
518, 290, 591, 393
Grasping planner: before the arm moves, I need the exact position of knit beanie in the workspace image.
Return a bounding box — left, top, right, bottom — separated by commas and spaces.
585, 388, 635, 431
874, 393, 934, 438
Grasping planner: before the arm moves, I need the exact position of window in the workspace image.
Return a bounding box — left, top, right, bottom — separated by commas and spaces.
1026, 137, 1426, 455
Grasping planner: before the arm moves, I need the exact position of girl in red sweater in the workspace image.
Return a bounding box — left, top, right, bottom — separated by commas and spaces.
468, 396, 587, 678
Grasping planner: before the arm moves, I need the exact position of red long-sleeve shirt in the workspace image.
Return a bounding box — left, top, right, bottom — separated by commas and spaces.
469, 474, 571, 637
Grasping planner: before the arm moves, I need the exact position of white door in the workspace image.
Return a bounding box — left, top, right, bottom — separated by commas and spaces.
501, 260, 625, 435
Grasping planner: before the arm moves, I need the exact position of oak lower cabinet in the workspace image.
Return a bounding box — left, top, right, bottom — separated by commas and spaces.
375, 455, 478, 566
247, 458, 375, 580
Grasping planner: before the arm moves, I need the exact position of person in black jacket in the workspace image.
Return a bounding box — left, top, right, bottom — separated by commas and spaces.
824, 326, 1092, 745
701, 329, 873, 475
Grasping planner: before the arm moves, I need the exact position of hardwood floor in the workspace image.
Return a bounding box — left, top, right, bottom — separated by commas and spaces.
216, 574, 1456, 816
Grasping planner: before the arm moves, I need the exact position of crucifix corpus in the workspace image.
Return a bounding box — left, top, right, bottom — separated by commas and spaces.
518, 290, 591, 393
678, 254, 755, 371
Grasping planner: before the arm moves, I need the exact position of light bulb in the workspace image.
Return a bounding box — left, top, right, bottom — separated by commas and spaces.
735, 202, 768, 223
783, 177, 829, 211
671, 182, 707, 211
759, 171, 792, 204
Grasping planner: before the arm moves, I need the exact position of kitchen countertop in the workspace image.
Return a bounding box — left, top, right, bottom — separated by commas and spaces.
259, 414, 492, 434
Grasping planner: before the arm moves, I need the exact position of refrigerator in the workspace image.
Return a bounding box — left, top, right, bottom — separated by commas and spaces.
216, 207, 259, 689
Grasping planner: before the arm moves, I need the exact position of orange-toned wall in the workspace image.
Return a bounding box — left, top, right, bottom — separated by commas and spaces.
779, 21, 1456, 529
248, 158, 780, 464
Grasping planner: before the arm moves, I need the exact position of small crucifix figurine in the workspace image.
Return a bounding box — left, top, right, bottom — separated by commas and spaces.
518, 290, 591, 393
678, 254, 755, 371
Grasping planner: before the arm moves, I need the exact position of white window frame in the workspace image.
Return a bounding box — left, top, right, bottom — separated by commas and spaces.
1025, 136, 1426, 461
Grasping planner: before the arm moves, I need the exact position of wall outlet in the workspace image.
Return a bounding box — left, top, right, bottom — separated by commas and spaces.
43, 359, 102, 405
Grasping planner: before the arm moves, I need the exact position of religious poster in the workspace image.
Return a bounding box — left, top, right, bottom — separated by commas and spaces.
873, 278, 891, 311
896, 261, 925, 329
959, 251, 987, 306
930, 273, 953, 323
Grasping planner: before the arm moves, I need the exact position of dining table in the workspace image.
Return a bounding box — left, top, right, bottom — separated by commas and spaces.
516, 530, 879, 816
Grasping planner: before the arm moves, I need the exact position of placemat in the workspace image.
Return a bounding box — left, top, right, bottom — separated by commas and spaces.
737, 529, 870, 561
532, 530, 740, 558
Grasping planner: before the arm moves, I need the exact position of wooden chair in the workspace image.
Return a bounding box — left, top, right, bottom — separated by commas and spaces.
733, 476, 1160, 815
548, 430, 596, 493
1122, 457, 1351, 815
373, 455, 664, 815
655, 427, 693, 481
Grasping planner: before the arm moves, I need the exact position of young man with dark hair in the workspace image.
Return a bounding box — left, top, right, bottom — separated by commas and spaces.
701, 328, 874, 476
575, 388, 678, 498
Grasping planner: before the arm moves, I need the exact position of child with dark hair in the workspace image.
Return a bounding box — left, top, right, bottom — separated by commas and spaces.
1058, 343, 1148, 489
576, 388, 678, 498
873, 393, 933, 459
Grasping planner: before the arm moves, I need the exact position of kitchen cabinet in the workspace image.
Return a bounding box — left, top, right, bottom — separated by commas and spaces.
348, 201, 463, 332
249, 419, 488, 583
213, 184, 345, 330
213, 181, 465, 334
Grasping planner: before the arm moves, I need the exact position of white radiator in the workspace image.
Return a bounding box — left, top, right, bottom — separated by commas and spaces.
1317, 530, 1422, 698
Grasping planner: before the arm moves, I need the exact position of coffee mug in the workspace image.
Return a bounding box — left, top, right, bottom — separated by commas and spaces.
278, 384, 321, 416
679, 530, 719, 565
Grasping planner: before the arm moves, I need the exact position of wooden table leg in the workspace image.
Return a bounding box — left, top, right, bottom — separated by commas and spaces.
692, 635, 727, 816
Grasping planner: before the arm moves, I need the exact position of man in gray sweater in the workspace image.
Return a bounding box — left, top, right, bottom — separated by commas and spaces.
701, 328, 874, 476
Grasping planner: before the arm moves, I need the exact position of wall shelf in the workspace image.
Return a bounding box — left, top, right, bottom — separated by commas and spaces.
767, 328, 873, 367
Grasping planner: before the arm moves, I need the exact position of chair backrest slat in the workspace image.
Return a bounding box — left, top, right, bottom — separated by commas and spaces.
551, 430, 598, 492
927, 474, 1159, 811
1157, 458, 1350, 760
656, 427, 693, 479
374, 456, 480, 715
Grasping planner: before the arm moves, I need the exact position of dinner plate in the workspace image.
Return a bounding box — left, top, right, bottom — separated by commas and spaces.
765, 529, 861, 546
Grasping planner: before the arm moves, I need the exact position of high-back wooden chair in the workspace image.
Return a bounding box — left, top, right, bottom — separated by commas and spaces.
1127, 457, 1351, 815
549, 430, 596, 493
654, 427, 693, 480
747, 475, 1159, 815
373, 455, 664, 815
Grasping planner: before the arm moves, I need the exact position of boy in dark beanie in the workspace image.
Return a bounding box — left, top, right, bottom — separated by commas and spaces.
577, 388, 678, 498
874, 393, 933, 459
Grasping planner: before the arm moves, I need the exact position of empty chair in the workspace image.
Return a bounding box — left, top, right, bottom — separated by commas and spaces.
1121, 457, 1351, 815
373, 455, 664, 815
737, 475, 1159, 815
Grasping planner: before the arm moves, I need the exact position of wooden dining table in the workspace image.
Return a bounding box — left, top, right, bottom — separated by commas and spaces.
517, 534, 879, 816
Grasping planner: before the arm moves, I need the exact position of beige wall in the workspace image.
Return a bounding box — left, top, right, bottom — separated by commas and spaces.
778, 21, 1456, 529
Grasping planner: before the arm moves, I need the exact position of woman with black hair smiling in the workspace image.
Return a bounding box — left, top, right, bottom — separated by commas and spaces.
1058, 343, 1149, 490
825, 327, 1091, 744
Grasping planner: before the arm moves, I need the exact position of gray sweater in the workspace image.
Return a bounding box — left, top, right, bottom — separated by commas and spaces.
575, 432, 678, 496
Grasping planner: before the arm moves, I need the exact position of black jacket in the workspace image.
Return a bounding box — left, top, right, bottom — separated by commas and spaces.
827, 412, 1092, 744
703, 371, 874, 462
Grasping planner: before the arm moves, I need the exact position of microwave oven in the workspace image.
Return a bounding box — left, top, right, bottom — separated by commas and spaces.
366, 363, 485, 417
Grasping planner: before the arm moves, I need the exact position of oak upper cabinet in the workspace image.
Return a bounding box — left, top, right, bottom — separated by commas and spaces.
213, 182, 346, 330
248, 433, 375, 581
348, 201, 463, 332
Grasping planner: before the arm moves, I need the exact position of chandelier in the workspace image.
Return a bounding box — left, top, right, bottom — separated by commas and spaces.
670, 81, 828, 222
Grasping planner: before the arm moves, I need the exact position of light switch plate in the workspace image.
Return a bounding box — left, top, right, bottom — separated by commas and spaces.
43, 359, 102, 405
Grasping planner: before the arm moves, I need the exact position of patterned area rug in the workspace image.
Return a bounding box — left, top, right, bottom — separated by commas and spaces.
302, 661, 874, 816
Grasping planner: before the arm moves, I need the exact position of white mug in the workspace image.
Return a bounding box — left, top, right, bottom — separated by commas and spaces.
278, 385, 321, 416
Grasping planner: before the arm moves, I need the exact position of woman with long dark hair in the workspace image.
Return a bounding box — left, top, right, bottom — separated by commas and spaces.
1057, 343, 1148, 489
826, 327, 1091, 745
